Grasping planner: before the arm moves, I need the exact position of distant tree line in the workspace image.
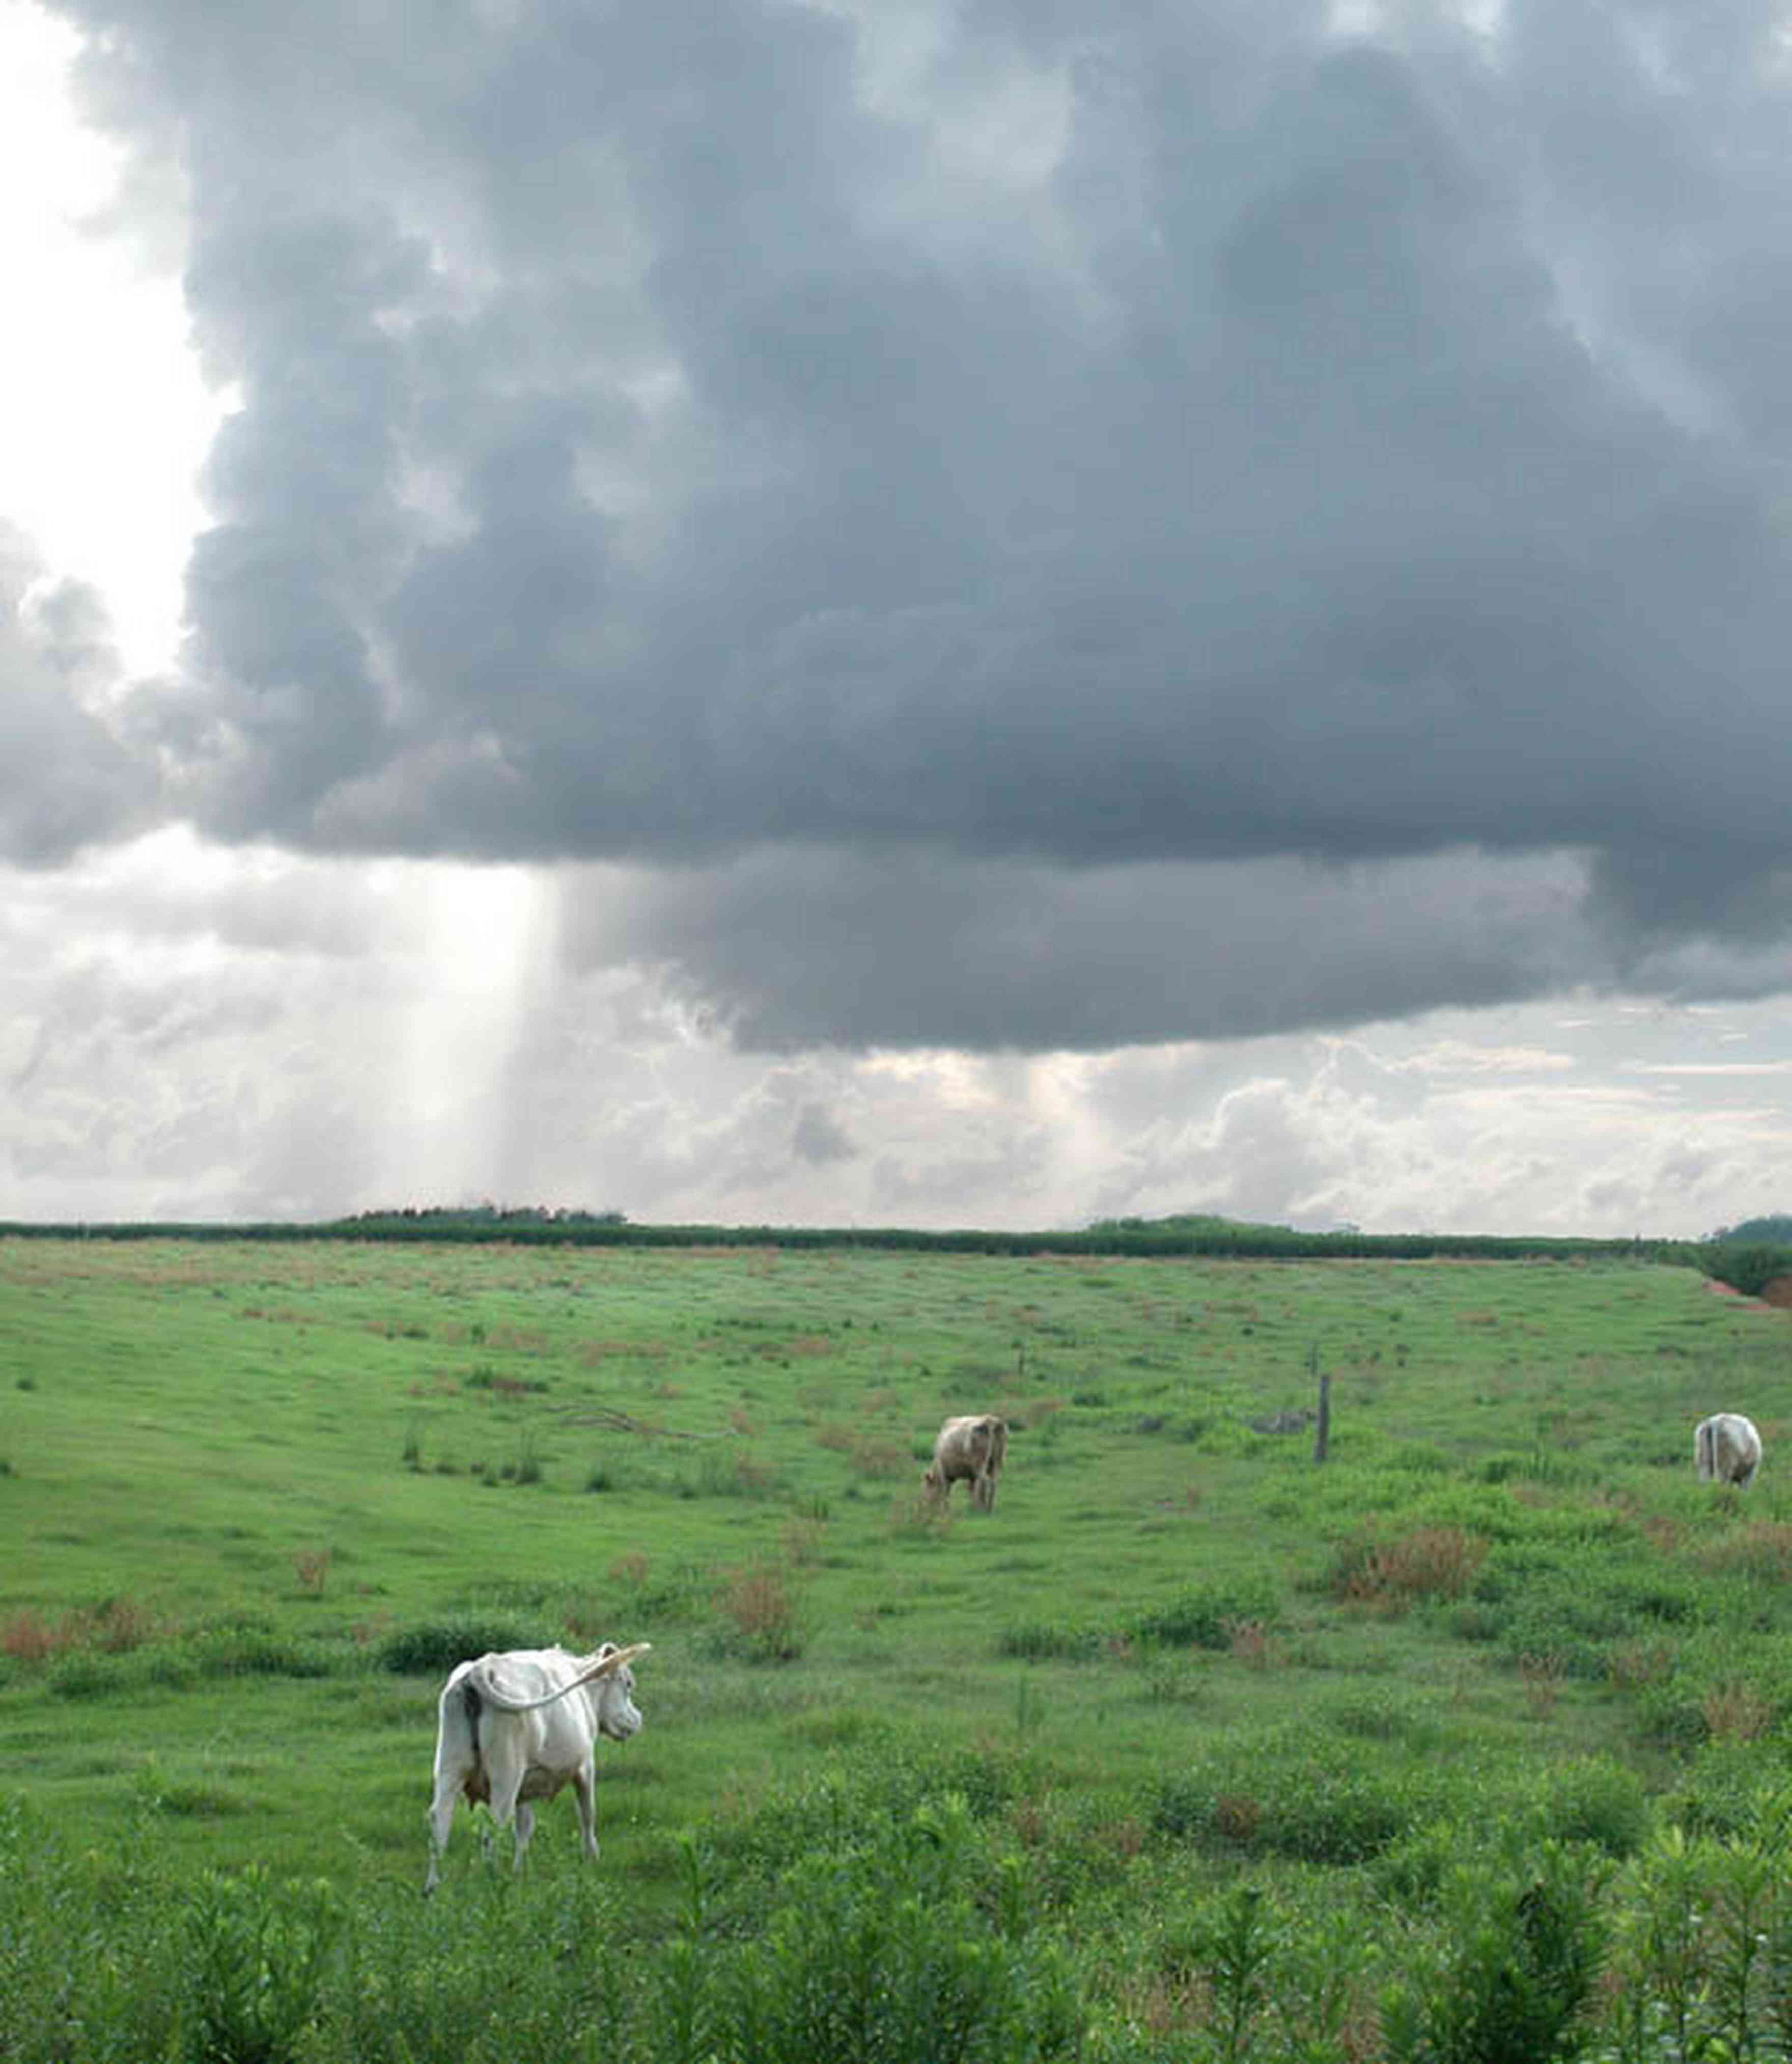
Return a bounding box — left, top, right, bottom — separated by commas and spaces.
339, 1204, 631, 1230
0, 1206, 1711, 1270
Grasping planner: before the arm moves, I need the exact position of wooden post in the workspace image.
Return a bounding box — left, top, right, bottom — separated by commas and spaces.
1313, 1346, 1330, 1464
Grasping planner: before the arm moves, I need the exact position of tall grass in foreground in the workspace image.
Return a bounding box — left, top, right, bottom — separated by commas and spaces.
12, 1772, 1792, 2062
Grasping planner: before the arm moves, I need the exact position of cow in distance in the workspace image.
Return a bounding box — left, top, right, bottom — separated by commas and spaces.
1695, 1413, 1762, 1488
923, 1413, 1008, 1513
425, 1641, 649, 1894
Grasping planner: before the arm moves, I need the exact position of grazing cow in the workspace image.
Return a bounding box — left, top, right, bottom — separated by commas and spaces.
1696, 1413, 1763, 1488
923, 1413, 1009, 1513
425, 1641, 649, 1893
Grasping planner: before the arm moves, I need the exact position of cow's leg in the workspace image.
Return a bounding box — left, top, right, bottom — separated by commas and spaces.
510, 1801, 536, 1874
572, 1761, 600, 1863
482, 1733, 532, 1874
425, 1768, 462, 1894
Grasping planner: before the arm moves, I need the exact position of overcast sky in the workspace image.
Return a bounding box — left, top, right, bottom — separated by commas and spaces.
6, 0, 1792, 1236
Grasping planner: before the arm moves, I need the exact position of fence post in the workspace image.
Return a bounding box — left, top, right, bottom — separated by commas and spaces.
1312, 1345, 1330, 1463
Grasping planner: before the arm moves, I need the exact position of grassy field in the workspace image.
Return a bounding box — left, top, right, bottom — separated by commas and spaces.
5, 1235, 1792, 2058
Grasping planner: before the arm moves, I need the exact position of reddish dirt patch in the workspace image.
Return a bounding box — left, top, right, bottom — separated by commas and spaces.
1705, 1277, 1772, 1308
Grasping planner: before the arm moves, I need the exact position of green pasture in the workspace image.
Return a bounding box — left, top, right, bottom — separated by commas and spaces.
6, 1235, 1792, 2057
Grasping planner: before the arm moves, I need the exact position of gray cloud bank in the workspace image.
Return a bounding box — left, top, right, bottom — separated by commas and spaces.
22, 0, 1792, 1052
9, 836, 1792, 1236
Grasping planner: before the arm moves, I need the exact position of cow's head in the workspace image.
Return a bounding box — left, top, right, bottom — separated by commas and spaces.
587, 1641, 651, 1741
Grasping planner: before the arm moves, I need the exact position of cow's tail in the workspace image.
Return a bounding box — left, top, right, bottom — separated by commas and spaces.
469, 1643, 652, 1714
1696, 1419, 1714, 1481
989, 1417, 1009, 1470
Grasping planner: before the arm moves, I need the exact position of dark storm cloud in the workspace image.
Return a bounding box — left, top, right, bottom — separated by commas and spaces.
39, 0, 1792, 1042
566, 845, 1593, 1051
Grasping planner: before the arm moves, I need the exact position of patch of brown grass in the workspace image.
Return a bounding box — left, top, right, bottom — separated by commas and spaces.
1227, 1619, 1277, 1670
1125, 1973, 1206, 2044
714, 1557, 805, 1661
474, 1372, 542, 1398
1214, 1793, 1263, 1845
0, 1609, 70, 1663
1519, 1651, 1566, 1718
780, 1517, 827, 1567
1332, 1527, 1488, 1611
1607, 1640, 1674, 1693
90, 1595, 160, 1652
578, 1338, 671, 1366
733, 1454, 777, 1495
1704, 1522, 1792, 1584
1097, 1814, 1147, 1860
888, 1492, 954, 1537
485, 1325, 552, 1354
1704, 1681, 1774, 1742
2, 1595, 162, 1664
850, 1436, 911, 1479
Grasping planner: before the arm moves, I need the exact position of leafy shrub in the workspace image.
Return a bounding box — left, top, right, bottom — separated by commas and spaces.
1379, 1844, 1605, 2064
1537, 1756, 1649, 1857
466, 1363, 547, 1394
995, 1622, 1101, 1662
1324, 1692, 1443, 1751
1480, 1570, 1672, 1680
1266, 1763, 1422, 1864
379, 1617, 544, 1674
1152, 1742, 1430, 1863
713, 1801, 1080, 2064
1635, 1681, 1712, 1750
48, 1653, 124, 1699
186, 1864, 342, 2064
193, 1631, 337, 1679
1128, 1584, 1277, 1651
1659, 1740, 1791, 1840
596, 1557, 711, 1626
1375, 1818, 1474, 1909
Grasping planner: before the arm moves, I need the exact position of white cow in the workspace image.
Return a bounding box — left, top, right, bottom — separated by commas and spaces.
425, 1641, 650, 1893
1696, 1413, 1763, 1488
923, 1413, 1008, 1513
